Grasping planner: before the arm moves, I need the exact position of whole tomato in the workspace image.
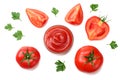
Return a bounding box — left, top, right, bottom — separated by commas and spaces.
75, 45, 103, 72
85, 16, 110, 40
16, 46, 40, 69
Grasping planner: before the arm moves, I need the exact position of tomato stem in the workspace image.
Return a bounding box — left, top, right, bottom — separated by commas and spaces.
100, 16, 107, 22
84, 50, 95, 65
21, 49, 33, 67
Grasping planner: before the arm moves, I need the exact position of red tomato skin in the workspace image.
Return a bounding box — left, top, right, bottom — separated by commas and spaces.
44, 25, 73, 53
85, 16, 110, 40
16, 46, 40, 69
65, 3, 83, 25
75, 46, 103, 72
26, 8, 49, 28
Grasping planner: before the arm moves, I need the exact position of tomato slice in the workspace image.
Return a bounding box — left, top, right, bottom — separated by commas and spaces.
44, 25, 73, 53
85, 16, 110, 40
75, 46, 103, 72
26, 8, 49, 28
65, 3, 83, 25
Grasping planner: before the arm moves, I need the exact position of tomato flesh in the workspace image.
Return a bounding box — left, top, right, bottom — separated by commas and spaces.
44, 25, 73, 53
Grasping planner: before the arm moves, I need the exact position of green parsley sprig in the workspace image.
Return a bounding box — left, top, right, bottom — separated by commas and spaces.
4, 24, 14, 31
108, 41, 118, 49
90, 4, 98, 12
51, 7, 59, 16
55, 60, 66, 72
13, 30, 23, 40
11, 12, 21, 20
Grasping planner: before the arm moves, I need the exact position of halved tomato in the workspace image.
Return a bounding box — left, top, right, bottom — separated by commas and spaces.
85, 16, 110, 40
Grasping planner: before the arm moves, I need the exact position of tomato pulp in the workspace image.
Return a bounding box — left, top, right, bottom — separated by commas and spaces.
75, 45, 103, 72
44, 25, 73, 53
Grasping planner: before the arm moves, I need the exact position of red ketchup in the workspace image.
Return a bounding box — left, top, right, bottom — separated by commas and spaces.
44, 25, 73, 53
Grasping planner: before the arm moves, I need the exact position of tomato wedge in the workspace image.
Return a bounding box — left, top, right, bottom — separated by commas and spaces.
65, 3, 83, 25
85, 16, 110, 40
75, 45, 103, 72
44, 25, 73, 53
26, 8, 49, 28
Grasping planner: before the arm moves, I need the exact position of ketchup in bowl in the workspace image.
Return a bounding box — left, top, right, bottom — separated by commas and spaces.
44, 25, 73, 53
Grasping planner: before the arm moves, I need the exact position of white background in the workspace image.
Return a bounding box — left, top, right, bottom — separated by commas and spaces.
0, 0, 120, 80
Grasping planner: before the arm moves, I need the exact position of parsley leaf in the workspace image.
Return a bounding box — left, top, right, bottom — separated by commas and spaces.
90, 4, 98, 12
13, 30, 23, 40
51, 7, 59, 16
55, 60, 66, 72
108, 41, 118, 49
11, 12, 21, 20
4, 24, 13, 31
